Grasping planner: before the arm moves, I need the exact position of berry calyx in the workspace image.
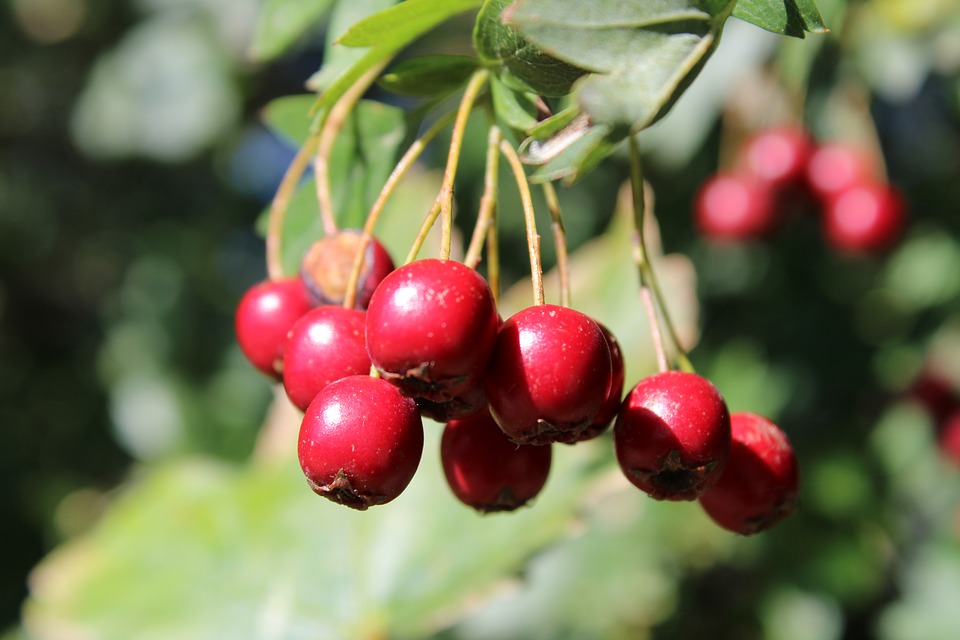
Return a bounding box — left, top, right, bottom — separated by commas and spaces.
698, 412, 799, 534
822, 182, 906, 254
441, 410, 552, 512
484, 304, 612, 445
365, 259, 499, 402
569, 322, 625, 443
416, 383, 488, 423
235, 278, 312, 380
694, 172, 777, 241
300, 229, 394, 309
281, 306, 371, 411
737, 127, 812, 188
614, 371, 731, 501
298, 375, 424, 510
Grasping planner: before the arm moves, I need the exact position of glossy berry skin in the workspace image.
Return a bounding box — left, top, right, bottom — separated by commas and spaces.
298, 375, 424, 510
823, 182, 906, 254
282, 306, 371, 411
235, 278, 312, 380
300, 229, 394, 310
737, 127, 812, 188
614, 371, 731, 501
694, 172, 777, 241
569, 323, 625, 443
365, 259, 498, 403
699, 412, 799, 534
441, 410, 552, 512
805, 143, 877, 201
484, 304, 612, 445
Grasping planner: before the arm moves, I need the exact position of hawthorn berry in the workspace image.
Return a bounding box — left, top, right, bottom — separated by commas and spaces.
822, 182, 906, 254
694, 172, 777, 241
281, 306, 371, 411
699, 412, 799, 534
484, 304, 612, 445
300, 229, 394, 309
441, 410, 552, 512
235, 278, 312, 379
298, 375, 424, 510
737, 127, 812, 188
365, 259, 499, 402
614, 371, 731, 501
805, 143, 877, 201
909, 373, 959, 425
569, 322, 625, 443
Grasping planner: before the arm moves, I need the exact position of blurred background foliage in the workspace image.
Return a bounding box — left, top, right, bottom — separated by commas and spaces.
2, 0, 960, 638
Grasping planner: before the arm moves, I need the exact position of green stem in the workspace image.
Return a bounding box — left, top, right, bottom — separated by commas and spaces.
266, 134, 319, 280
464, 126, 502, 269
500, 139, 544, 306
542, 182, 571, 308
628, 137, 694, 373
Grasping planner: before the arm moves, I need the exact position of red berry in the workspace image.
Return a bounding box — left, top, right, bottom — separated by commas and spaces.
441, 410, 552, 512
614, 371, 731, 501
235, 278, 312, 379
282, 306, 371, 411
298, 375, 424, 510
694, 172, 777, 240
484, 304, 612, 445
908, 373, 959, 425
300, 229, 394, 310
699, 412, 799, 534
823, 182, 906, 254
365, 259, 499, 402
737, 127, 812, 188
569, 323, 625, 443
940, 412, 960, 467
805, 143, 877, 201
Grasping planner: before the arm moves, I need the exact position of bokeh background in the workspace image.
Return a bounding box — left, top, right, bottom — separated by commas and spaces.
2, 0, 960, 638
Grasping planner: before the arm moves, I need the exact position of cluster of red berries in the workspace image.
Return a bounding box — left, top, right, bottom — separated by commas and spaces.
695, 127, 907, 254
235, 230, 800, 535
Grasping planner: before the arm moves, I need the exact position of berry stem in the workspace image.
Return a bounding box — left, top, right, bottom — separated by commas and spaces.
464, 125, 502, 269
542, 182, 571, 308
266, 134, 320, 280
342, 109, 458, 308
313, 62, 388, 237
486, 219, 501, 307
438, 69, 489, 261
628, 137, 694, 373
500, 138, 544, 306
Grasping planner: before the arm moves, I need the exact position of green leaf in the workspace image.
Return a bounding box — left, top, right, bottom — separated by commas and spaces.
307, 0, 399, 93
261, 95, 316, 146
24, 425, 601, 639
337, 0, 484, 48
257, 100, 408, 275
249, 0, 334, 61
473, 0, 588, 97
490, 75, 539, 131
525, 123, 623, 185
506, 0, 738, 131
733, 0, 829, 38
311, 0, 484, 117
379, 55, 480, 96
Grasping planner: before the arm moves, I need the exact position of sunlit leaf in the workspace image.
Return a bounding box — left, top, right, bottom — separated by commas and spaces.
733, 0, 829, 38
307, 0, 398, 93
249, 0, 334, 61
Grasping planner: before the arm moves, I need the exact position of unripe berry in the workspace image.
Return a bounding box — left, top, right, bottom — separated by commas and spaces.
300, 229, 394, 309
614, 371, 731, 501
298, 375, 424, 510
699, 412, 799, 534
